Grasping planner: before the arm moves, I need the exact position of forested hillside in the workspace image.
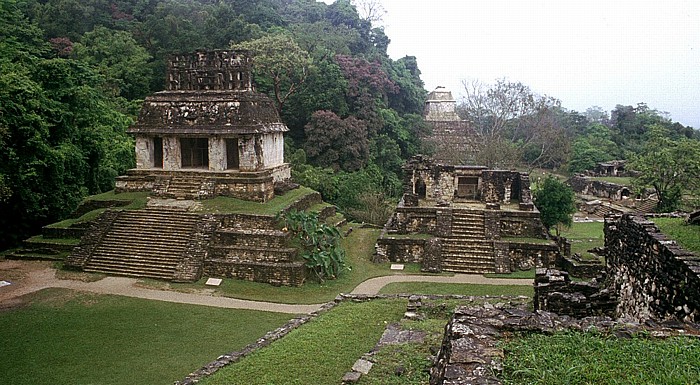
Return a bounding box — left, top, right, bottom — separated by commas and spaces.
0, 0, 427, 249
1, 0, 699, 250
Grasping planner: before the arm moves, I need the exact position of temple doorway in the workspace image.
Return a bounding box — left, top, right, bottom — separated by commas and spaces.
181, 138, 209, 168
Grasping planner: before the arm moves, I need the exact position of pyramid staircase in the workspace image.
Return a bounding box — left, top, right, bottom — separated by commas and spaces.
634, 198, 657, 214
441, 209, 496, 273
81, 209, 204, 280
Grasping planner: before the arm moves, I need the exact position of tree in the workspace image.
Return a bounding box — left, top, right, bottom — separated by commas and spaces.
533, 176, 576, 236
73, 26, 153, 101
567, 123, 618, 173
303, 110, 369, 172
0, 0, 133, 248
629, 125, 700, 212
233, 33, 312, 115
459, 78, 564, 169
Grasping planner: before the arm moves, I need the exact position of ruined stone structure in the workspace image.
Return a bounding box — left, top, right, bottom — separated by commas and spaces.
421, 87, 477, 164
533, 268, 616, 318
429, 303, 699, 385
376, 156, 554, 274
64, 50, 322, 286
116, 50, 290, 202
605, 214, 700, 323
64, 190, 336, 286
591, 160, 629, 177
567, 175, 657, 215
535, 214, 700, 324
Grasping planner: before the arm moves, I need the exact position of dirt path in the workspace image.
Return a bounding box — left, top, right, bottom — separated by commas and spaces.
0, 260, 533, 314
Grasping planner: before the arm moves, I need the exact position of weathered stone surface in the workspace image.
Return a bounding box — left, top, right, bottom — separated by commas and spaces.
342, 371, 362, 383
606, 214, 700, 323
534, 268, 616, 318
352, 359, 373, 374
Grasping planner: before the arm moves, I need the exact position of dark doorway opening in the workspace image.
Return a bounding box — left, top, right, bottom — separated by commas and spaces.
226, 138, 239, 170
457, 177, 479, 199
415, 178, 427, 199
153, 137, 163, 168
181, 138, 209, 169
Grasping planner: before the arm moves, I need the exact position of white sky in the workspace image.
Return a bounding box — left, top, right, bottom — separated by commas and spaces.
326, 0, 700, 127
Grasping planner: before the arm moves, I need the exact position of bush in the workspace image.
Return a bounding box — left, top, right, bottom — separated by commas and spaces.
280, 210, 346, 282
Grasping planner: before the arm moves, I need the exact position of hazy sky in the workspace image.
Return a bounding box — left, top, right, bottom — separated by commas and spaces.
346, 0, 700, 127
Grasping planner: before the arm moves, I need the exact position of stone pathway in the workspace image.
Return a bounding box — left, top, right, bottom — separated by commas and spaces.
0, 260, 532, 314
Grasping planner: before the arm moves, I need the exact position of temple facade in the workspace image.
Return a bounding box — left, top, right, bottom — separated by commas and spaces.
116, 50, 290, 202
421, 87, 477, 164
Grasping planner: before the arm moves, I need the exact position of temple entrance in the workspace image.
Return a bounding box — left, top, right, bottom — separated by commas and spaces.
153, 137, 163, 168
226, 138, 239, 170
457, 177, 479, 199
181, 138, 209, 168
415, 178, 427, 199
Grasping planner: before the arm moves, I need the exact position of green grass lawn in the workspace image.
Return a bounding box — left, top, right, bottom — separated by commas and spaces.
199, 298, 407, 385
589, 176, 633, 185
560, 221, 605, 259
0, 288, 292, 385
379, 282, 533, 297
485, 268, 537, 279
140, 226, 440, 304
499, 331, 700, 385
198, 186, 316, 215
379, 282, 535, 297
652, 217, 700, 254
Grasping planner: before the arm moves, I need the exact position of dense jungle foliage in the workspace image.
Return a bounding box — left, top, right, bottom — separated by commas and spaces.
1, 0, 699, 249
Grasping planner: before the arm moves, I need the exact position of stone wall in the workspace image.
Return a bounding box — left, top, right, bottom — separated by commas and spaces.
605, 214, 700, 323
202, 260, 306, 286
497, 211, 546, 238
64, 210, 120, 269
568, 175, 630, 201
500, 241, 558, 271
374, 237, 427, 264
167, 50, 252, 92
115, 168, 291, 202
389, 207, 439, 234
534, 268, 616, 318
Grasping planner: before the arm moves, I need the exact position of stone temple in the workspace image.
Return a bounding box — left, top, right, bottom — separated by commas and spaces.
421, 86, 477, 164
65, 50, 317, 286
375, 87, 558, 275
116, 50, 290, 202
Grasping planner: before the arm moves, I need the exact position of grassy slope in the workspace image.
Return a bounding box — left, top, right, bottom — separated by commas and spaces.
0, 289, 291, 385
200, 299, 407, 385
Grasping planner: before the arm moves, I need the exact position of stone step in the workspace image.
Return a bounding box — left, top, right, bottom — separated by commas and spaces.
84, 265, 174, 280
82, 209, 201, 280
442, 247, 493, 254
98, 232, 192, 244
452, 217, 483, 222
91, 247, 185, 260
102, 231, 191, 242
87, 258, 178, 271
451, 231, 484, 236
